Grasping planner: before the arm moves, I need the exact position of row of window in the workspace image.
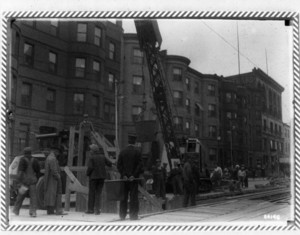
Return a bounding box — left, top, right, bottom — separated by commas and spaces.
262, 138, 284, 153
172, 68, 216, 96
27, 21, 105, 48
20, 82, 115, 121
263, 119, 282, 135
24, 42, 117, 87
23, 39, 116, 73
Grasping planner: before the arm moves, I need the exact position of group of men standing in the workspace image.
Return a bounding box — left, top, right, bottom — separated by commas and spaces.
13, 147, 66, 217
12, 139, 143, 221
12, 141, 200, 220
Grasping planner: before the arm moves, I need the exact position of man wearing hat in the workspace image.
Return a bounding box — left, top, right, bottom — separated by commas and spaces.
117, 140, 143, 220
44, 148, 67, 215
86, 144, 112, 215
13, 147, 41, 217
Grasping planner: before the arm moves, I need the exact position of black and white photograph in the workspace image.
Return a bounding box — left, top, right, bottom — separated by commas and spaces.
1, 0, 300, 234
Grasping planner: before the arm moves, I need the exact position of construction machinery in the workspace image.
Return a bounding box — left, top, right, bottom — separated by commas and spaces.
134, 20, 181, 169
134, 20, 212, 192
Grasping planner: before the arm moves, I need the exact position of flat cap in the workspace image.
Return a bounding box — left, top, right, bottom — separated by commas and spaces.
89, 144, 99, 152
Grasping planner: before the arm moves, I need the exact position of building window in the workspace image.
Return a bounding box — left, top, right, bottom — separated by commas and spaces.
209, 125, 217, 138
132, 106, 142, 121
263, 119, 267, 131
110, 104, 115, 122
108, 73, 115, 90
19, 123, 30, 152
226, 112, 237, 119
173, 91, 183, 106
279, 126, 282, 135
133, 49, 143, 64
93, 60, 100, 75
186, 77, 190, 90
194, 81, 199, 94
14, 33, 20, 56
21, 83, 32, 107
49, 52, 57, 73
208, 104, 216, 117
185, 120, 190, 130
195, 123, 200, 137
263, 138, 267, 150
104, 103, 110, 121
209, 148, 217, 161
109, 42, 116, 60
208, 84, 216, 96
24, 43, 34, 66
46, 89, 56, 112
91, 95, 100, 117
270, 122, 273, 133
226, 92, 232, 103
173, 116, 183, 131
75, 58, 85, 77
195, 104, 200, 116
73, 93, 84, 114
173, 68, 182, 81
94, 27, 102, 46
77, 23, 87, 42
50, 20, 59, 36
186, 98, 191, 113
132, 75, 143, 94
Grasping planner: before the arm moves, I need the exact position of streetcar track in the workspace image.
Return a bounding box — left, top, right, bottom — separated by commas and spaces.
137, 187, 291, 220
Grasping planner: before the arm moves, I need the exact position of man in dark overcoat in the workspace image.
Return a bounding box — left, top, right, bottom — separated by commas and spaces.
44, 149, 66, 215
117, 141, 143, 220
86, 144, 112, 215
182, 158, 197, 207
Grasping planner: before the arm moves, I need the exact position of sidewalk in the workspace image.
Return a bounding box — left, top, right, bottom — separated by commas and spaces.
9, 208, 121, 224
8, 178, 272, 224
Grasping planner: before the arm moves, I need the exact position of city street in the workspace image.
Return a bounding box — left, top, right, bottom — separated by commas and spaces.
8, 178, 292, 225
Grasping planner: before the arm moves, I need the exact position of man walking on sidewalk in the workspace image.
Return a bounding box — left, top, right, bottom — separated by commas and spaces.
117, 140, 143, 220
13, 147, 40, 217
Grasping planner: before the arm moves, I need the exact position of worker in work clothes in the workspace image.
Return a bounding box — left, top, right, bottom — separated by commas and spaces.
182, 158, 197, 207
152, 159, 166, 199
117, 140, 143, 220
44, 148, 67, 215
86, 144, 112, 215
13, 147, 41, 217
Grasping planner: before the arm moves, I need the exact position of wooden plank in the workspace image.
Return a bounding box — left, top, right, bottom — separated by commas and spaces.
76, 125, 87, 211
138, 185, 162, 211
64, 166, 88, 195
64, 126, 75, 211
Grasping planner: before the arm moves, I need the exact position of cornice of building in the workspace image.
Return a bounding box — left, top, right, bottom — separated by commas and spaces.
164, 54, 191, 66
252, 68, 284, 92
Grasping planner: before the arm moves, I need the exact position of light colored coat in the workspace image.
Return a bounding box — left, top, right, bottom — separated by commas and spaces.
44, 152, 61, 207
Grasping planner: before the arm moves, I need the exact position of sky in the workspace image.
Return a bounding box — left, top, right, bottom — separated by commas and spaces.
122, 19, 293, 124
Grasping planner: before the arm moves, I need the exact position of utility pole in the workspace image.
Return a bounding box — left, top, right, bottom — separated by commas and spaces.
237, 21, 241, 75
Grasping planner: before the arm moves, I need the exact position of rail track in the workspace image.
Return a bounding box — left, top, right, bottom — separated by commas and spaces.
138, 186, 291, 221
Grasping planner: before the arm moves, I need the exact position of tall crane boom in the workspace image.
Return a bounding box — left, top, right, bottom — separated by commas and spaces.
134, 20, 181, 169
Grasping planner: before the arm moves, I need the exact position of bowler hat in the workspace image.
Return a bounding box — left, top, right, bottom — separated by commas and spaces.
23, 147, 32, 154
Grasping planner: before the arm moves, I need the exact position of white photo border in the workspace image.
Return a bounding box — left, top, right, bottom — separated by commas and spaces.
0, 11, 299, 231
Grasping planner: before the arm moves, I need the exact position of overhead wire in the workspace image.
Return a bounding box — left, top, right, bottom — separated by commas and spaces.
202, 21, 261, 70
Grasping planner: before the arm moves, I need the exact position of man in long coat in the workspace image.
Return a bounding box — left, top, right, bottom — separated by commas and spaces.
182, 158, 197, 207
117, 141, 143, 220
44, 149, 66, 215
86, 144, 112, 215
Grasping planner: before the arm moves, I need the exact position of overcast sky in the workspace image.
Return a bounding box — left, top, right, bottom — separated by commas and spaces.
122, 19, 293, 124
